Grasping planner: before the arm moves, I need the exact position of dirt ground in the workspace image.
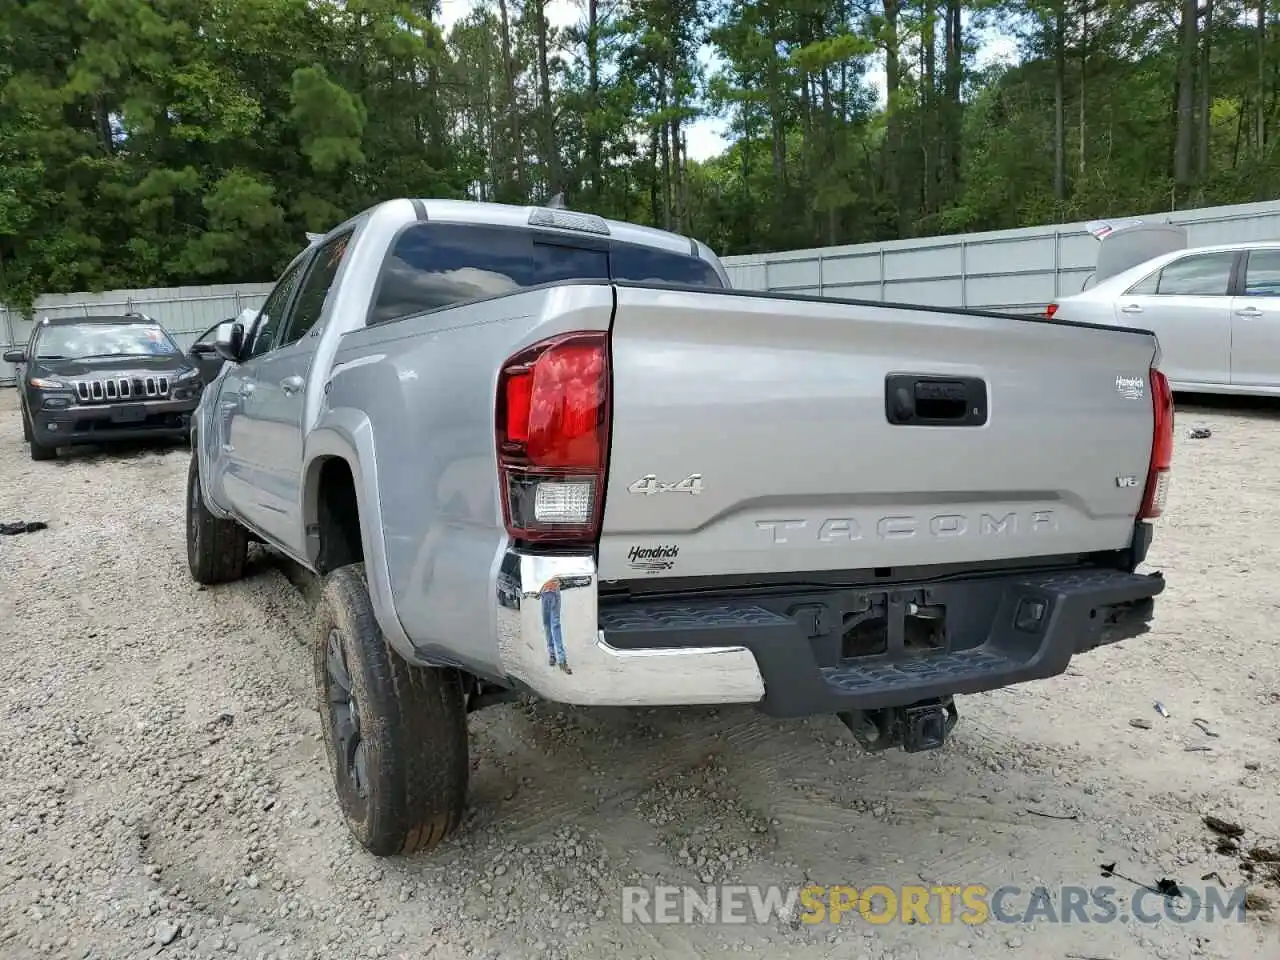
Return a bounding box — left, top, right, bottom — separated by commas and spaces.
0, 386, 1277, 960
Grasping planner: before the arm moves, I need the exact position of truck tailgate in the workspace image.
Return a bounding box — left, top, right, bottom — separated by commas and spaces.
597, 286, 1160, 582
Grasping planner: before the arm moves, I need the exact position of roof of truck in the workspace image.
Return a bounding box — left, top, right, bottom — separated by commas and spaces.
318, 198, 701, 260
418, 199, 697, 256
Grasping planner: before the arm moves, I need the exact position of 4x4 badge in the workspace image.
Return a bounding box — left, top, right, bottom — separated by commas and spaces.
627, 474, 705, 496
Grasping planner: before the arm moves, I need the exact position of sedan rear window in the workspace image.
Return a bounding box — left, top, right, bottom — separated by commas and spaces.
370, 222, 723, 325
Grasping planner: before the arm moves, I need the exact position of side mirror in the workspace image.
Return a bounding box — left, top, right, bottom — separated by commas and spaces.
190, 341, 217, 356
3, 349, 25, 364
213, 322, 244, 363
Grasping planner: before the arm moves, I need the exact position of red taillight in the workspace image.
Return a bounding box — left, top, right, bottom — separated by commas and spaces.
495, 331, 611, 543
1045, 303, 1059, 320
1139, 368, 1174, 520
504, 371, 532, 445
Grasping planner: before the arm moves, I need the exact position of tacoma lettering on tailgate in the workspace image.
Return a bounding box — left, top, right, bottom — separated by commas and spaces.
754, 511, 1058, 544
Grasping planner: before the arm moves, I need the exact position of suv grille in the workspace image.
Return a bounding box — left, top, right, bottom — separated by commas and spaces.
75, 376, 170, 402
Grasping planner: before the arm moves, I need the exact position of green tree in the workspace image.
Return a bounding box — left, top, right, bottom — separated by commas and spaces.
6, 0, 1280, 312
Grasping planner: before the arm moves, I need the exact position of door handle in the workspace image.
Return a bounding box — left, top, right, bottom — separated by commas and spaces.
1235, 306, 1263, 318
280, 375, 304, 395
885, 375, 988, 427
1120, 303, 1144, 314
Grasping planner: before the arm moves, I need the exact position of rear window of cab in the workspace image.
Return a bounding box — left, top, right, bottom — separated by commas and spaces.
369, 222, 723, 325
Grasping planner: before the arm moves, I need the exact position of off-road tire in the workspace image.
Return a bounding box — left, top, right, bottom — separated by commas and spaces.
185, 452, 248, 584
314, 563, 469, 857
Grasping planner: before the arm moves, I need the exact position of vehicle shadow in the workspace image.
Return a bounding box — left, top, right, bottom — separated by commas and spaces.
1175, 390, 1280, 419
51, 438, 188, 464
437, 697, 1114, 957
246, 543, 323, 605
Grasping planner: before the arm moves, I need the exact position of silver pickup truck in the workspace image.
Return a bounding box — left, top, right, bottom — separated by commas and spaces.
186, 198, 1171, 858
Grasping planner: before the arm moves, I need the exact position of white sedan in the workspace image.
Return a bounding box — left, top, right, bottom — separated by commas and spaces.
1049, 239, 1280, 396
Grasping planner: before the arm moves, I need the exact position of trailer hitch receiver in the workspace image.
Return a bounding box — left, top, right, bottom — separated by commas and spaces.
839, 697, 959, 753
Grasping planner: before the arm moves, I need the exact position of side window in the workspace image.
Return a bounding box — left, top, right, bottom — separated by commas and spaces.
1125, 270, 1160, 296
1243, 249, 1280, 296
610, 242, 724, 289
370, 223, 610, 325
278, 232, 354, 348
1152, 252, 1236, 297
245, 258, 308, 359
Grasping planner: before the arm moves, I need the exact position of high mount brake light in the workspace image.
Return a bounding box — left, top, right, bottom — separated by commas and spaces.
495, 332, 611, 544
1139, 368, 1173, 520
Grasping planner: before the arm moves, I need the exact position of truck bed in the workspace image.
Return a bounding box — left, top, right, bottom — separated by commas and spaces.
597, 285, 1160, 583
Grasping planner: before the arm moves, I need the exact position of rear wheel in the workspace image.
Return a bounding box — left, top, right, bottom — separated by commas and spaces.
185, 452, 248, 584
314, 563, 469, 857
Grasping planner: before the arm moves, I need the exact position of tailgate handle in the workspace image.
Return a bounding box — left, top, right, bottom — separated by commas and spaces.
885, 375, 988, 427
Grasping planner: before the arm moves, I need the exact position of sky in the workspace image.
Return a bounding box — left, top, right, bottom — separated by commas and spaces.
436, 0, 1021, 162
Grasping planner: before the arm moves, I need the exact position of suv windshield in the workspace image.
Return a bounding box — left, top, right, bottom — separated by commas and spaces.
370, 222, 725, 325
35, 323, 179, 360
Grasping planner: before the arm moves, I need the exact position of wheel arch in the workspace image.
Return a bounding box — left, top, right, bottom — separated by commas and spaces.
303, 411, 416, 660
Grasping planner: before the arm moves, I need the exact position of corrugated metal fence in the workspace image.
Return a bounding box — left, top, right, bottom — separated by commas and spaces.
720, 198, 1280, 310
6, 198, 1280, 386
1, 284, 273, 385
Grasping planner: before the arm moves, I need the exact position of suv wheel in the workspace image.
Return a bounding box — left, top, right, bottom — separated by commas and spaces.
27, 411, 55, 460
314, 563, 469, 857
185, 452, 248, 584
29, 440, 56, 461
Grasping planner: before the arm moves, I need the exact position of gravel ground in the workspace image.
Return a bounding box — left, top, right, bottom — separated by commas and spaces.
1, 386, 1277, 960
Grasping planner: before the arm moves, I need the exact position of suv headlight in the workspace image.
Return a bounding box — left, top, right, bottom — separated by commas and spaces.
29, 377, 66, 389
172, 368, 204, 401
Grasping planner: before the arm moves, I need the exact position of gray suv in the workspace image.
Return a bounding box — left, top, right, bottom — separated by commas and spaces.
5, 314, 206, 460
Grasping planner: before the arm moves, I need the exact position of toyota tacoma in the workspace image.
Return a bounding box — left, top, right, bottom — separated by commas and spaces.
184, 198, 1171, 857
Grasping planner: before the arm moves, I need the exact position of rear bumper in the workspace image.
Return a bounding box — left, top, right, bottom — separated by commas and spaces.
32, 396, 199, 446
496, 550, 764, 706
495, 548, 1164, 712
